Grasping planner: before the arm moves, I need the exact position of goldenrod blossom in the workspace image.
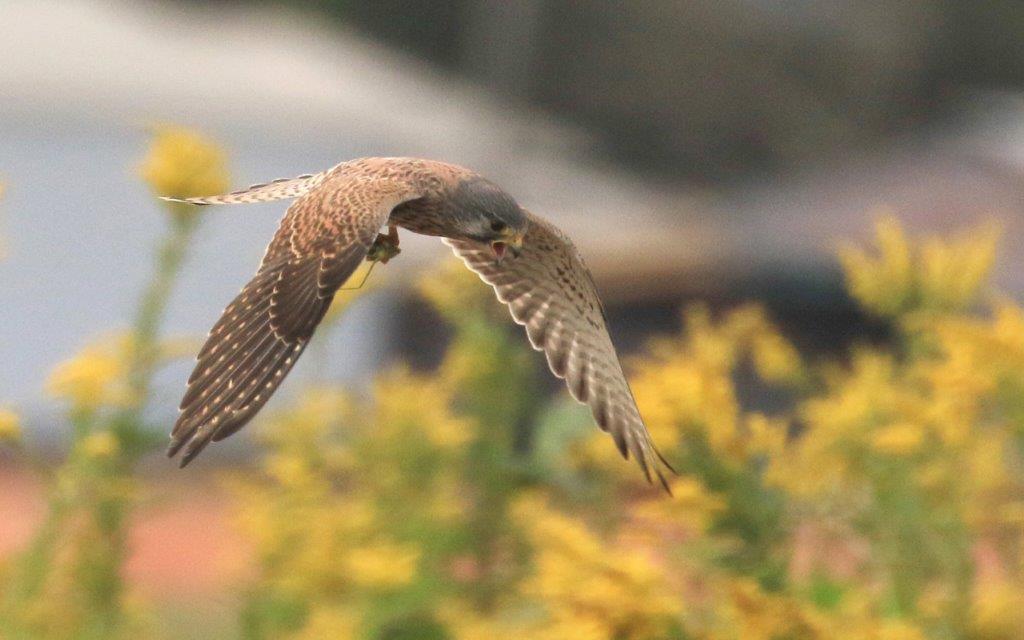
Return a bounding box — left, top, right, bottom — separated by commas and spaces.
344, 541, 421, 589
46, 333, 136, 412
0, 406, 21, 443
81, 431, 119, 460
139, 124, 229, 200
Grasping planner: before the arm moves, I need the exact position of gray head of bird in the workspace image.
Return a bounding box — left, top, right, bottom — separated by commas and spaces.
449, 176, 528, 261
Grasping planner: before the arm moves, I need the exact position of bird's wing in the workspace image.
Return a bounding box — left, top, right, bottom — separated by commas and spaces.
161, 171, 327, 206
444, 212, 674, 490
168, 176, 420, 466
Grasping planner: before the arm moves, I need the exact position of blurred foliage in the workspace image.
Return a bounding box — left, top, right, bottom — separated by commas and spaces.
225, 214, 1024, 640
838, 215, 1000, 319
0, 126, 227, 639
3, 129, 1024, 639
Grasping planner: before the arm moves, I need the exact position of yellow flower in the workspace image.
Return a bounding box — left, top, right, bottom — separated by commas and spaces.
626, 303, 800, 468
46, 333, 135, 412
81, 431, 119, 459
716, 577, 826, 640
967, 434, 1010, 497
343, 540, 420, 589
373, 368, 473, 451
289, 606, 361, 640
265, 453, 317, 489
840, 215, 1000, 318
765, 348, 909, 496
751, 331, 803, 384
918, 222, 999, 312
877, 620, 928, 640
264, 386, 352, 442
632, 475, 725, 534
870, 422, 925, 456
220, 212, 1024, 640
418, 258, 493, 321
512, 493, 682, 638
139, 124, 229, 200
745, 413, 788, 458
0, 407, 21, 443
971, 579, 1024, 639
839, 214, 914, 317
438, 602, 523, 640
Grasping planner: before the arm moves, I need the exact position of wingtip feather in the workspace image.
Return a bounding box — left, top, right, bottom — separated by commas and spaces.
166, 434, 186, 460
657, 468, 673, 495
159, 195, 209, 206
656, 448, 678, 476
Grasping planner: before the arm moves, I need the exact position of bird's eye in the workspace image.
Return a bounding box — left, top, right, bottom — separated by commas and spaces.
490, 220, 507, 233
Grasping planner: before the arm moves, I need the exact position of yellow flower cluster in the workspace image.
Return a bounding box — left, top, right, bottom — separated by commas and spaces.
80, 431, 119, 460
343, 541, 421, 589
629, 475, 726, 535
45, 332, 137, 413
594, 303, 800, 477
972, 579, 1024, 639
230, 215, 1024, 640
418, 258, 496, 324
0, 406, 21, 443
512, 493, 682, 639
18, 138, 1024, 640
230, 361, 482, 636
44, 332, 198, 415
287, 607, 362, 640
138, 124, 229, 200
1, 125, 230, 640
839, 215, 998, 317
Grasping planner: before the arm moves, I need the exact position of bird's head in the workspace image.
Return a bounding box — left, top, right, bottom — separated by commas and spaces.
450, 177, 528, 261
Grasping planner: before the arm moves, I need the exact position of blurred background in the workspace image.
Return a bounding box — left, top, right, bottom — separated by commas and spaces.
5, 1, 1024, 638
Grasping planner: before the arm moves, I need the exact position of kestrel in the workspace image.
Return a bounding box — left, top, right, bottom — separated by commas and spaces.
164, 158, 674, 489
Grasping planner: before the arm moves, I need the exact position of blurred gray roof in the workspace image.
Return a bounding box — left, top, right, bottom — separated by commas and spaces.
0, 0, 709, 258
4, 0, 1024, 417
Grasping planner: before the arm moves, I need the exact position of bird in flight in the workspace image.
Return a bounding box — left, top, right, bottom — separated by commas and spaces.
164, 157, 674, 490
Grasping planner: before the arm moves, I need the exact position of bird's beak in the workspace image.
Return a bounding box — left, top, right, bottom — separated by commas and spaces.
491, 230, 524, 263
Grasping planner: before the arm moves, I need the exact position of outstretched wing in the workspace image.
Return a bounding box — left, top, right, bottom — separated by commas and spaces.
445, 212, 674, 491
168, 175, 420, 466
161, 171, 327, 206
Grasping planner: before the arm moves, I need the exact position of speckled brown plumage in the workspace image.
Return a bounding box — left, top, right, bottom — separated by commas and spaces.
166, 157, 673, 489
446, 214, 674, 490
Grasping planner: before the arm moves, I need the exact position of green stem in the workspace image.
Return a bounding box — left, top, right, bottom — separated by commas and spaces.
125, 207, 199, 415
88, 205, 201, 627
1, 204, 203, 638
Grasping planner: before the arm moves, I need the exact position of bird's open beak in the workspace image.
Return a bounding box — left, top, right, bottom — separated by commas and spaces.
491, 230, 524, 263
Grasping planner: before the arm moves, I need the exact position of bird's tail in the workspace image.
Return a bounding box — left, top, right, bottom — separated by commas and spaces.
161, 171, 327, 206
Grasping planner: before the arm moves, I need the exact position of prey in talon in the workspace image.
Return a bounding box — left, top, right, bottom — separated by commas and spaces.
161, 157, 674, 491
367, 225, 402, 264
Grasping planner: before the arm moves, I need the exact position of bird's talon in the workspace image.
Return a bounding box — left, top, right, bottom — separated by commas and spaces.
367, 233, 401, 264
